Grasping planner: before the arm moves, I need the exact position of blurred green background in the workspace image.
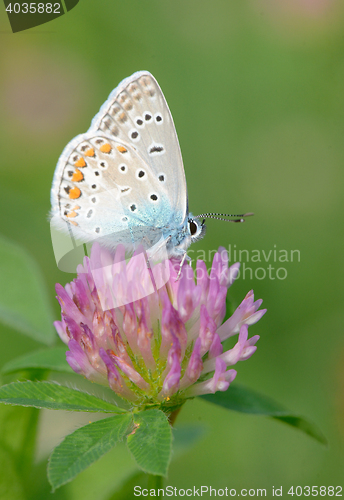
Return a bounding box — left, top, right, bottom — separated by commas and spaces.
1, 0, 344, 498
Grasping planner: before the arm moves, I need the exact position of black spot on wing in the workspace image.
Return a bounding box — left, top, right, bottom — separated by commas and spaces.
149, 145, 164, 154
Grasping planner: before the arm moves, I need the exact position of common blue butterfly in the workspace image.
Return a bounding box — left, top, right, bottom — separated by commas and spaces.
50, 71, 250, 271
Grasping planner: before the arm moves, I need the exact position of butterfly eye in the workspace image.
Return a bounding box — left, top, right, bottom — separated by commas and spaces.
189, 218, 207, 242
189, 220, 198, 236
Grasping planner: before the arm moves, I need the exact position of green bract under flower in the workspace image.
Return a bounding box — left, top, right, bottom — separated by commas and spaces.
54, 244, 266, 411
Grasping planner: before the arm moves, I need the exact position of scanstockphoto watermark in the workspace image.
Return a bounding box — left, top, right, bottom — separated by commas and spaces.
134, 485, 268, 496
188, 244, 301, 281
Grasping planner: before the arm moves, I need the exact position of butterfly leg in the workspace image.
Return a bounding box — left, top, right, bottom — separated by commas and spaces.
141, 235, 173, 293
140, 247, 158, 293
176, 252, 187, 281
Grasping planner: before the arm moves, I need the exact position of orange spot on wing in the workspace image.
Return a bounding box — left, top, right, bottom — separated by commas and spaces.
85, 148, 95, 157
66, 211, 77, 218
117, 145, 127, 153
72, 205, 80, 210
70, 221, 78, 226
100, 143, 112, 153
74, 158, 86, 168
72, 169, 84, 182
69, 187, 81, 199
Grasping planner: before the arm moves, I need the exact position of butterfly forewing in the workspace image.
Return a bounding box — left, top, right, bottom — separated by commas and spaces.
91, 72, 187, 223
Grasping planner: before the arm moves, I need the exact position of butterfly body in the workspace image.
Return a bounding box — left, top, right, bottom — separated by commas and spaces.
51, 71, 205, 260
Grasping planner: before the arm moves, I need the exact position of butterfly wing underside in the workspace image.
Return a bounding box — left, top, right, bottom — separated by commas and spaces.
51, 71, 188, 252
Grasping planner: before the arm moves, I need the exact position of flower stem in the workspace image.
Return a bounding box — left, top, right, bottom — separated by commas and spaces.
168, 407, 181, 426
147, 474, 163, 497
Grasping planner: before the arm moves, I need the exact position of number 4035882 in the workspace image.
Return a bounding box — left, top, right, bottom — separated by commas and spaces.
5, 3, 61, 14
288, 486, 342, 496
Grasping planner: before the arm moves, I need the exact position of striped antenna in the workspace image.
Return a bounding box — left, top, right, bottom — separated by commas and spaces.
194, 212, 254, 223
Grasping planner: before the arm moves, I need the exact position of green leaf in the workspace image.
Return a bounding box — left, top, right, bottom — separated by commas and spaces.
201, 384, 327, 445
127, 409, 172, 476
0, 381, 127, 413
1, 347, 73, 375
0, 234, 55, 344
48, 413, 132, 491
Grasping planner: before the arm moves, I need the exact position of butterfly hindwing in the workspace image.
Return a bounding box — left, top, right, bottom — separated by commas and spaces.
52, 131, 177, 246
